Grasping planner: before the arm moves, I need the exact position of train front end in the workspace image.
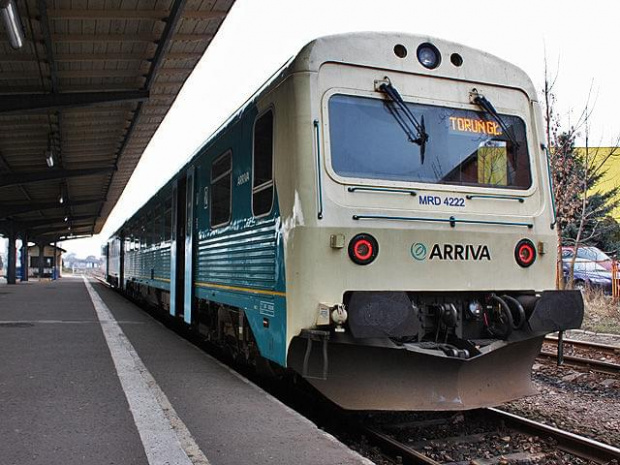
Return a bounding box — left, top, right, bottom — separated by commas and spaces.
283, 33, 584, 410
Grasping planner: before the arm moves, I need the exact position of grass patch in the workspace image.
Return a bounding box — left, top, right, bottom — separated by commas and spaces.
581, 287, 620, 334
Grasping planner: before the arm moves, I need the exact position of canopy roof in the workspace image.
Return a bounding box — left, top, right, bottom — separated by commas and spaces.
0, 0, 234, 242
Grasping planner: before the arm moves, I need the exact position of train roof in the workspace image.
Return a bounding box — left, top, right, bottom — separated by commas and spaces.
291, 32, 538, 101
110, 32, 539, 237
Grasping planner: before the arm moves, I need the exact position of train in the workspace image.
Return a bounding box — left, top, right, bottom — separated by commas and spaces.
105, 32, 584, 411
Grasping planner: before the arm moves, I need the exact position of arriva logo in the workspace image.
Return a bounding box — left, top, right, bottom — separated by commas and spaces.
410, 242, 491, 261
411, 242, 428, 260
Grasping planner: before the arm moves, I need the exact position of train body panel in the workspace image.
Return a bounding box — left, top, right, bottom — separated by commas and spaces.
105, 236, 122, 288
106, 32, 583, 411
281, 35, 556, 346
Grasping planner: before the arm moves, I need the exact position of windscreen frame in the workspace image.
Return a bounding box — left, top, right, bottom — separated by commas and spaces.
321, 87, 538, 195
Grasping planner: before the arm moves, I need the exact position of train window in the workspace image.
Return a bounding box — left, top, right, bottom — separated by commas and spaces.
164, 197, 172, 241
141, 220, 147, 249
252, 110, 274, 216
211, 151, 232, 227
154, 212, 163, 244
146, 213, 153, 248
477, 140, 508, 186
328, 94, 532, 190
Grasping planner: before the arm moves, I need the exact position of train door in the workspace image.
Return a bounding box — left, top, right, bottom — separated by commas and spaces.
119, 231, 125, 291
170, 177, 186, 318
183, 167, 195, 325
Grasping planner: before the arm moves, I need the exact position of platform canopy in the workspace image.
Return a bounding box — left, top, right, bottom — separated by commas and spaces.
0, 0, 235, 243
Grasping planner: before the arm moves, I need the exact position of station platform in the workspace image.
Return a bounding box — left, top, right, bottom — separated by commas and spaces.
0, 276, 371, 465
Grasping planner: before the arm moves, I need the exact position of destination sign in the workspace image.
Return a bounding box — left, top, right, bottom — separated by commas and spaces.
449, 116, 502, 136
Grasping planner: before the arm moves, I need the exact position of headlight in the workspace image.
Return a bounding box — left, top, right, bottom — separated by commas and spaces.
417, 43, 441, 69
515, 239, 536, 268
348, 233, 379, 265
467, 300, 483, 320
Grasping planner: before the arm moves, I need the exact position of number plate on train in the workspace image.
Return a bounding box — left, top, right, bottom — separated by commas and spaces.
418, 195, 465, 207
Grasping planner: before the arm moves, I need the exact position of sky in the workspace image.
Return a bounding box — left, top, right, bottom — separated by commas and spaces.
11, 0, 620, 258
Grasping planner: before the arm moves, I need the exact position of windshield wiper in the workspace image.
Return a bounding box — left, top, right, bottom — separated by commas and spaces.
470, 89, 520, 150
379, 80, 429, 164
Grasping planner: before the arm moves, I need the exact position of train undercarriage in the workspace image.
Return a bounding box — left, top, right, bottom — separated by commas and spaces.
123, 279, 268, 370
288, 290, 584, 410
119, 280, 584, 411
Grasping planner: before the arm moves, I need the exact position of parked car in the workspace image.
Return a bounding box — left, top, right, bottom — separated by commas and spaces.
561, 246, 614, 271
562, 259, 612, 294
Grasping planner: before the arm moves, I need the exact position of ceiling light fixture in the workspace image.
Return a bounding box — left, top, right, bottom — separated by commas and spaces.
45, 149, 55, 168
0, 0, 25, 49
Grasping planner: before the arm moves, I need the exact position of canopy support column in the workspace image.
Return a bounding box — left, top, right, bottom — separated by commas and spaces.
20, 233, 28, 281
7, 228, 16, 284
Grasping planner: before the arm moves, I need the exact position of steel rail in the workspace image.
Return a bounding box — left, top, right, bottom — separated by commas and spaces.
361, 426, 441, 465
362, 409, 620, 465
544, 336, 620, 355
538, 350, 620, 375
488, 408, 620, 464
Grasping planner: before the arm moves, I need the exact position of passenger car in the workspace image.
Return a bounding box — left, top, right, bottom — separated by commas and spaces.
561, 246, 613, 271
105, 33, 584, 410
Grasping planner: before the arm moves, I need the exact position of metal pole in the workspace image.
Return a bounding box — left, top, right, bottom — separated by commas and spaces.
52, 241, 57, 280
20, 233, 28, 281
7, 226, 16, 284
557, 330, 564, 366
38, 242, 45, 279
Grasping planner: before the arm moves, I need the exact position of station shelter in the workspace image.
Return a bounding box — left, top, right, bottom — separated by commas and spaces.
27, 244, 65, 279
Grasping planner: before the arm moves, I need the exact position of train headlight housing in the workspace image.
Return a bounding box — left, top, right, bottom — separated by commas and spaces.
417, 43, 441, 69
348, 233, 379, 265
467, 300, 483, 320
515, 239, 536, 267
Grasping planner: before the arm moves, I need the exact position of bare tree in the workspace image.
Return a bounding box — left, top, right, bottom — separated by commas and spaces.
543, 64, 620, 290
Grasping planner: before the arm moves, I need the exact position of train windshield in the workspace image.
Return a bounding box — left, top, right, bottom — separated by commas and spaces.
328, 94, 532, 189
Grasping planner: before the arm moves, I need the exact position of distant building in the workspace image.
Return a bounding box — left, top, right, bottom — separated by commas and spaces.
575, 147, 620, 221
28, 245, 65, 278
63, 253, 104, 274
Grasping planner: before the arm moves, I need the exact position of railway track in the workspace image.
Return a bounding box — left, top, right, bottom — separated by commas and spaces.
539, 336, 620, 375
360, 408, 620, 464
544, 336, 620, 356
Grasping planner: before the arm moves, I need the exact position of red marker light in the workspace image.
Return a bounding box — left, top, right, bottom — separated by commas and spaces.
515, 239, 536, 267
353, 239, 373, 261
348, 234, 379, 265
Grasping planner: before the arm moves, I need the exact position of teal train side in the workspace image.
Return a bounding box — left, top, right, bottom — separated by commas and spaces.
107, 101, 288, 365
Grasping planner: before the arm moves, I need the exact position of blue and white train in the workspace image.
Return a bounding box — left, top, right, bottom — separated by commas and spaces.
106, 33, 583, 410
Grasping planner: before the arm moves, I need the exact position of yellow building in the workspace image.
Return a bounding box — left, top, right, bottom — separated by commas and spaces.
574, 147, 620, 220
